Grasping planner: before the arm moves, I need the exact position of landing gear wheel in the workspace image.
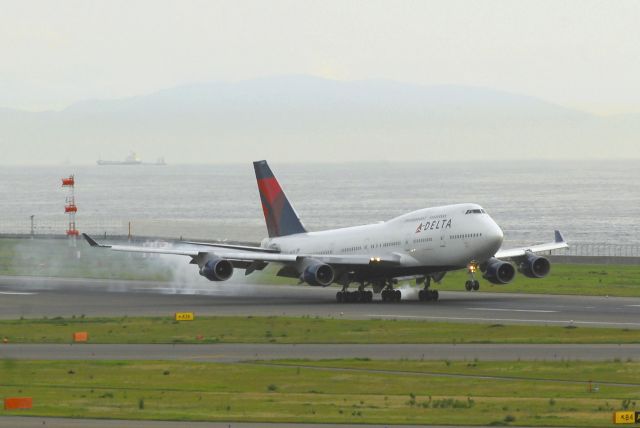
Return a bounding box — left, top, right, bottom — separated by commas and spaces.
366, 290, 373, 302
418, 290, 425, 301
472, 280, 480, 291
336, 291, 344, 303
465, 280, 472, 291
430, 290, 439, 301
382, 289, 399, 302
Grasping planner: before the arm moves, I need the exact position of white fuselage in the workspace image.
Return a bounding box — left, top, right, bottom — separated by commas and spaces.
263, 203, 504, 269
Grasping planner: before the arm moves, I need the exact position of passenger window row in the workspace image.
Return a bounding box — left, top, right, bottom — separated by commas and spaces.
413, 237, 433, 243
450, 233, 483, 239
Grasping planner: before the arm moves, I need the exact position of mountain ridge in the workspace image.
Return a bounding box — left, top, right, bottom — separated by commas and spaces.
0, 76, 637, 164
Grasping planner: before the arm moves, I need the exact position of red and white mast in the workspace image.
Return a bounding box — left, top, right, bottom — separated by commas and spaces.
62, 175, 79, 244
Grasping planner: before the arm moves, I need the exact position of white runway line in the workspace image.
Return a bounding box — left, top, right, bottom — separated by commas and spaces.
626, 305, 640, 307
367, 314, 640, 328
466, 307, 558, 313
0, 291, 37, 295
133, 287, 211, 293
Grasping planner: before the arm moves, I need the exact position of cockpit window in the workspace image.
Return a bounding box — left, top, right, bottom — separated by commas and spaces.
465, 209, 485, 214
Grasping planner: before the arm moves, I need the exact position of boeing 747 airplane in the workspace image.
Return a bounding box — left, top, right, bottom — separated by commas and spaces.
84, 160, 568, 303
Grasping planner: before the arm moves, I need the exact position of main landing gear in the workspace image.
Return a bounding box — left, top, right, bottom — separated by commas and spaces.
336, 282, 373, 303
379, 278, 401, 303
336, 290, 373, 303
465, 260, 480, 291
381, 288, 401, 302
336, 279, 401, 303
418, 276, 439, 301
335, 277, 443, 303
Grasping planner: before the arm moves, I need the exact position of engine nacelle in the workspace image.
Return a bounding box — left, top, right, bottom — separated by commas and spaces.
518, 252, 551, 278
199, 257, 234, 281
303, 262, 334, 287
482, 258, 516, 285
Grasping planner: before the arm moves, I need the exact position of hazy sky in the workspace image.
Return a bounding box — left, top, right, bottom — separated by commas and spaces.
1, 0, 639, 114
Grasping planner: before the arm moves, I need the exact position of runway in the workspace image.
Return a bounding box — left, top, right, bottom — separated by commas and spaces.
1, 275, 639, 328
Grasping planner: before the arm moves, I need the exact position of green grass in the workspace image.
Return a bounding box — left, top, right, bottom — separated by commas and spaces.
0, 359, 637, 426
438, 264, 640, 297
1, 315, 638, 344
268, 359, 640, 385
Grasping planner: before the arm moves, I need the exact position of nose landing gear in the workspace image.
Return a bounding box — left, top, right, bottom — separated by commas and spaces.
465, 280, 480, 291
465, 261, 481, 291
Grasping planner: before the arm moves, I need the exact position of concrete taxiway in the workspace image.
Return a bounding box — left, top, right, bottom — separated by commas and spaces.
1, 275, 639, 328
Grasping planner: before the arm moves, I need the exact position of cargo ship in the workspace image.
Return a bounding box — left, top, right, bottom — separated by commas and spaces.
97, 152, 142, 166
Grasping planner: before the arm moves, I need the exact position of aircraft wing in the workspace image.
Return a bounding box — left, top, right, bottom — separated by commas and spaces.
82, 234, 400, 266
181, 240, 279, 253
494, 230, 568, 259
83, 234, 297, 262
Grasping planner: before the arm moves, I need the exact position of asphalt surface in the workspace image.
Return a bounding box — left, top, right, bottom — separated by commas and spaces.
2, 343, 639, 361
1, 275, 640, 328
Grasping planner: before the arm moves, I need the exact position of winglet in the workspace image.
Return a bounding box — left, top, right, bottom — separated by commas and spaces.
82, 233, 110, 248
554, 230, 565, 243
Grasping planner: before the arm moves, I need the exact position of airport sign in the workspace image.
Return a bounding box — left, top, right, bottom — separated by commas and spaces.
613, 411, 639, 424
175, 312, 195, 321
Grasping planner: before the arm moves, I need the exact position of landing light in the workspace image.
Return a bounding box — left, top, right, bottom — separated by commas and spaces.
370, 257, 382, 263
467, 261, 479, 273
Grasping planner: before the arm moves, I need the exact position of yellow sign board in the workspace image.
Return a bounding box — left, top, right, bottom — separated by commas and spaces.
613, 411, 636, 424
174, 312, 194, 321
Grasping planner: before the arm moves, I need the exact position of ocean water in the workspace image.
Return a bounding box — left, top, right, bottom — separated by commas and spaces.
1, 161, 638, 249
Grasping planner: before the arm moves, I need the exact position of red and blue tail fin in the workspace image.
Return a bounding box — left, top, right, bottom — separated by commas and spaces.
253, 160, 307, 238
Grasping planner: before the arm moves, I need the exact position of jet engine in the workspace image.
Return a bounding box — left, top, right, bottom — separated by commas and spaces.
517, 252, 551, 278
303, 262, 335, 287
482, 258, 516, 285
199, 257, 234, 281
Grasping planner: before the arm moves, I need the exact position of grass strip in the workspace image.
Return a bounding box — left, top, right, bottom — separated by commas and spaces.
0, 359, 637, 426
0, 315, 638, 344
264, 358, 640, 385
